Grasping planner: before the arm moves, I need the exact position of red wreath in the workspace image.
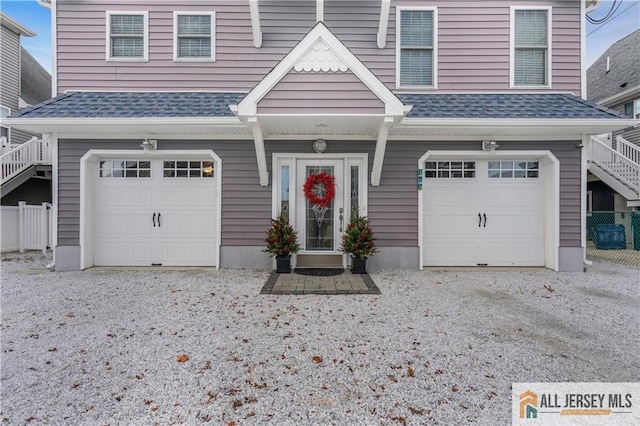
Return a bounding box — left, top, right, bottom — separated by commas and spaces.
303, 172, 336, 208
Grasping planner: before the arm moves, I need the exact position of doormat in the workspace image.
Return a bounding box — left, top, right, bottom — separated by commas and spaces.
294, 268, 344, 276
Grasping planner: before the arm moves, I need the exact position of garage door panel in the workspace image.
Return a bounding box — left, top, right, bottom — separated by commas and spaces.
94, 241, 154, 266
96, 213, 153, 235
160, 242, 217, 266
486, 184, 541, 208
424, 186, 479, 208
160, 185, 216, 207
483, 213, 543, 236
97, 186, 153, 207
159, 213, 216, 237
484, 241, 544, 266
424, 242, 480, 266
424, 214, 480, 236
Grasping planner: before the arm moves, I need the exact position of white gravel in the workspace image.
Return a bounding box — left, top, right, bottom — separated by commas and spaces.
1, 251, 639, 425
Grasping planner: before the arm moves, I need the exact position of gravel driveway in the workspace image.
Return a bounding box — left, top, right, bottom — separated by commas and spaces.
1, 252, 638, 425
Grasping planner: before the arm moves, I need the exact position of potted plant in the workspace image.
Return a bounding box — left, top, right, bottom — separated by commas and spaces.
340, 213, 377, 274
263, 212, 299, 273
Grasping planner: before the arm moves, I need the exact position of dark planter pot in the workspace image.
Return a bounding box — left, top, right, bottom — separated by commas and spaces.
275, 255, 291, 273
350, 257, 367, 274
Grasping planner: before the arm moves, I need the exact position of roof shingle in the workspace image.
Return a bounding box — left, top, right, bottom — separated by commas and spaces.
11, 91, 626, 121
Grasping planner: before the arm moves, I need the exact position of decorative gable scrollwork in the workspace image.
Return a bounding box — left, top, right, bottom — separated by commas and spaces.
293, 40, 348, 73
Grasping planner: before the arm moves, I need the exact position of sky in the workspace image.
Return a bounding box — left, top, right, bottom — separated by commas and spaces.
0, 0, 638, 76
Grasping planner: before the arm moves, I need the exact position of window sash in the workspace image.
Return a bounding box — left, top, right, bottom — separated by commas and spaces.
399, 10, 434, 87
109, 14, 145, 59
514, 9, 548, 86
175, 13, 214, 59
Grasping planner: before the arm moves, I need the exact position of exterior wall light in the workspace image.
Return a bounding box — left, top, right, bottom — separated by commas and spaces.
482, 140, 500, 152
140, 139, 157, 150
313, 138, 327, 153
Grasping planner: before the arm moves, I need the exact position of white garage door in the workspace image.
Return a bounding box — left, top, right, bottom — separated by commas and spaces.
422, 160, 544, 267
94, 159, 218, 266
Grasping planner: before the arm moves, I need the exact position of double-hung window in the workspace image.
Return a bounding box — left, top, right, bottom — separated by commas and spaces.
174, 12, 215, 61
512, 7, 551, 87
106, 11, 148, 61
397, 8, 437, 88
0, 106, 10, 141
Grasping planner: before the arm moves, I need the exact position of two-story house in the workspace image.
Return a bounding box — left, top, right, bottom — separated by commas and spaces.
586, 29, 640, 212
0, 12, 52, 206
7, 0, 637, 272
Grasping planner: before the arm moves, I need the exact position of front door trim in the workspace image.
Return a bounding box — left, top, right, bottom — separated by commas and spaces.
272, 153, 368, 268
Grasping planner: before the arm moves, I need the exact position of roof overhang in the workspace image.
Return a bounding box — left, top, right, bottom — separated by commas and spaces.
0, 12, 36, 37
3, 117, 251, 139
391, 118, 640, 140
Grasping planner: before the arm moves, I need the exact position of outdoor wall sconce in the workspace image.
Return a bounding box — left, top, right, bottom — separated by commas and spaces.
140, 138, 157, 150
313, 138, 327, 153
482, 140, 500, 152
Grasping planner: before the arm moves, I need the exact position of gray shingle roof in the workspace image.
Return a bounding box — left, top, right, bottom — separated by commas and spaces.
12, 91, 244, 118
587, 30, 640, 104
11, 91, 626, 120
398, 93, 627, 119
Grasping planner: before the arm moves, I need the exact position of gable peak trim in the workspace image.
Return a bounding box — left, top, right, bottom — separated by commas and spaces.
235, 22, 406, 117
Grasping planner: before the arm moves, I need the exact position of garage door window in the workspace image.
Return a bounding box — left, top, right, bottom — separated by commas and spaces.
488, 161, 539, 178
424, 161, 475, 178
100, 160, 151, 178
163, 160, 214, 178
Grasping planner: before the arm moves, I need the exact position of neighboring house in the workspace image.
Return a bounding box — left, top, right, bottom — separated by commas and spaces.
586, 29, 640, 212
0, 12, 52, 206
7, 0, 638, 272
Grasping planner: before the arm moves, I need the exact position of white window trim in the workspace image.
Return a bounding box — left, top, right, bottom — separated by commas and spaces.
173, 11, 216, 62
510, 6, 552, 89
395, 6, 438, 90
0, 105, 11, 142
633, 99, 640, 119
105, 11, 149, 62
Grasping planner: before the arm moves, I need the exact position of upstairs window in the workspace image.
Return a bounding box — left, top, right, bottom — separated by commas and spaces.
0, 106, 10, 141
174, 12, 215, 61
397, 8, 437, 88
512, 7, 551, 87
624, 99, 640, 119
107, 12, 148, 61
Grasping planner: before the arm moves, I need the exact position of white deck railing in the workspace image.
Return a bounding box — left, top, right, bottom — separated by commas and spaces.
589, 135, 640, 198
0, 137, 52, 185
616, 136, 640, 166
0, 202, 52, 254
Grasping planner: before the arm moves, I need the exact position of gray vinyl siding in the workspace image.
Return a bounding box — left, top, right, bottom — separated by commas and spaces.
56, 0, 582, 95
57, 139, 581, 249
611, 99, 640, 146
9, 127, 39, 144
1, 24, 20, 112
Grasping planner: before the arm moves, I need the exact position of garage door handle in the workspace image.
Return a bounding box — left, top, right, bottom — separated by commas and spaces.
478, 213, 482, 227
152, 212, 156, 227
483, 213, 487, 228
157, 212, 161, 227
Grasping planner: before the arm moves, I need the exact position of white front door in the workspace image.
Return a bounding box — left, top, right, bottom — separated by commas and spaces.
296, 159, 345, 254
422, 159, 544, 267
94, 158, 218, 266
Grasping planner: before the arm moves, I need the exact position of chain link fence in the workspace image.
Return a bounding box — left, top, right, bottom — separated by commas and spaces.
586, 211, 640, 267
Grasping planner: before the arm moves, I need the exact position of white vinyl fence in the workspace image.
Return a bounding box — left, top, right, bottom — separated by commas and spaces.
1, 201, 52, 254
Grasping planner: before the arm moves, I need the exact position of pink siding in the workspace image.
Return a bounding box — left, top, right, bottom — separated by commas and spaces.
257, 71, 385, 114
56, 0, 582, 96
